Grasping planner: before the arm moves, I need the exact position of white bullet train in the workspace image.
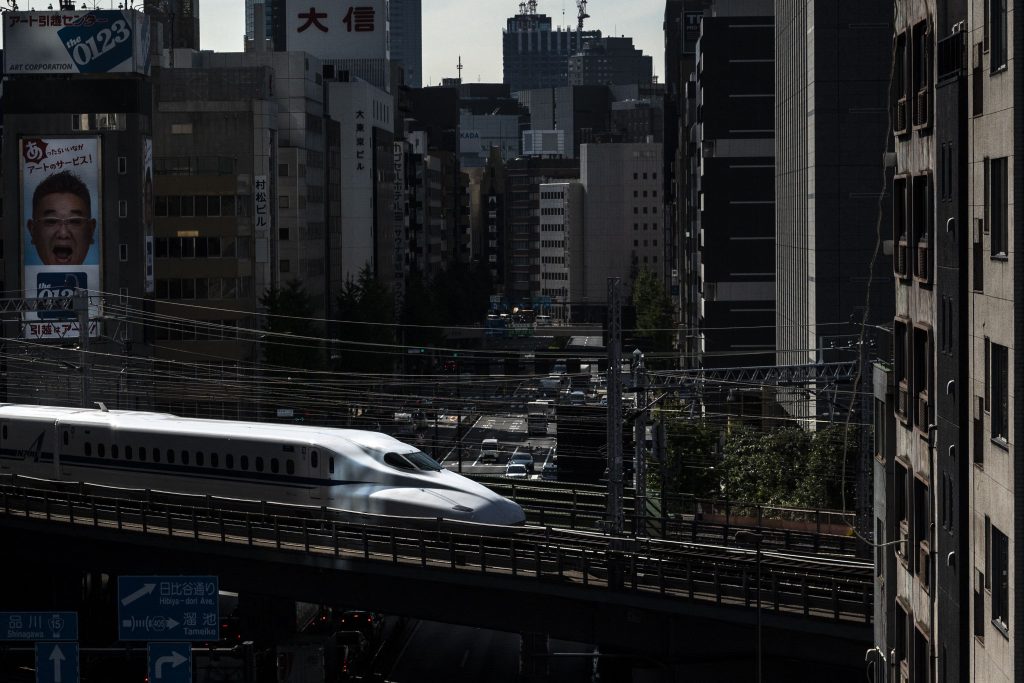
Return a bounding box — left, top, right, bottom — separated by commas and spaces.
0, 403, 526, 526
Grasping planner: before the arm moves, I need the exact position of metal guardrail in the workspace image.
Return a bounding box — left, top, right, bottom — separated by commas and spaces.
480, 478, 863, 557
0, 478, 873, 625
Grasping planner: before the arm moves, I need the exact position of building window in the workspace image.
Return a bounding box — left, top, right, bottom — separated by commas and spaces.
991, 342, 1009, 442
991, 0, 1007, 71
280, 259, 290, 273
119, 243, 128, 262
894, 177, 909, 277
895, 462, 909, 562
171, 123, 193, 135
895, 319, 910, 421
279, 228, 290, 241
280, 195, 290, 209
990, 157, 1008, 257
913, 326, 932, 432
118, 200, 128, 218
992, 525, 1009, 632
912, 20, 931, 128
118, 157, 127, 174
912, 174, 933, 282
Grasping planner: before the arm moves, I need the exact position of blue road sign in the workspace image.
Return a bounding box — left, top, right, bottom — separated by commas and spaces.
0, 612, 78, 641
117, 576, 218, 642
148, 643, 192, 683
35, 642, 79, 683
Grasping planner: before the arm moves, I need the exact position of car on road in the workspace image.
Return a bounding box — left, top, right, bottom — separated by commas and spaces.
542, 459, 558, 480
568, 390, 586, 405
509, 452, 535, 473
505, 463, 529, 479
480, 438, 500, 463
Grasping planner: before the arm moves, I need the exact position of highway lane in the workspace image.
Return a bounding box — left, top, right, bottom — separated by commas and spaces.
441, 413, 558, 478
385, 620, 596, 683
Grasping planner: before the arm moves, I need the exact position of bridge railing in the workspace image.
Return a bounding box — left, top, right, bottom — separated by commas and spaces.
0, 478, 872, 626
480, 478, 863, 557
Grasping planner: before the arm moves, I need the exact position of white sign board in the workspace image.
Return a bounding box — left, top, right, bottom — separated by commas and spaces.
3, 10, 150, 75
286, 0, 388, 61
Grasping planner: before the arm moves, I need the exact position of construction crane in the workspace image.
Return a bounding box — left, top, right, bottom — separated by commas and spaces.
576, 0, 590, 34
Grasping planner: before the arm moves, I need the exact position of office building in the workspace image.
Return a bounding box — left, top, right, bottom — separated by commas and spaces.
538, 181, 583, 322
579, 142, 663, 320
568, 36, 653, 87
389, 0, 422, 88
683, 1, 775, 368
503, 10, 600, 92
774, 1, 893, 421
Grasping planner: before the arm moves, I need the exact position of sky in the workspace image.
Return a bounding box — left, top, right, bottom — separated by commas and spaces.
199, 0, 667, 86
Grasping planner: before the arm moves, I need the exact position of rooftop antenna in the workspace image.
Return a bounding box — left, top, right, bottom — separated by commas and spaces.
576, 0, 589, 34
519, 1, 527, 14
527, 0, 537, 15
457, 55, 463, 82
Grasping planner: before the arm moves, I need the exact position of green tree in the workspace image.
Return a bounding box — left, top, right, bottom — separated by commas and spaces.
259, 279, 323, 370
718, 426, 810, 506
632, 267, 674, 358
796, 424, 859, 509
650, 417, 720, 504
333, 264, 395, 373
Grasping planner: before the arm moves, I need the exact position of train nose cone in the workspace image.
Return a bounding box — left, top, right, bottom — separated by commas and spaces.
482, 496, 526, 525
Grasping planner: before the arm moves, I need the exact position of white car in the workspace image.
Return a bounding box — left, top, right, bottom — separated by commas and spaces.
505, 463, 529, 479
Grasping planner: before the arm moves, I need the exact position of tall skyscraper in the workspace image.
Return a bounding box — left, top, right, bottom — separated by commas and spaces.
503, 9, 600, 92
389, 0, 422, 88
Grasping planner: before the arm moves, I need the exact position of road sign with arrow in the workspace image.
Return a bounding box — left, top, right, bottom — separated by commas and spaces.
148, 643, 192, 683
117, 576, 218, 642
35, 642, 79, 683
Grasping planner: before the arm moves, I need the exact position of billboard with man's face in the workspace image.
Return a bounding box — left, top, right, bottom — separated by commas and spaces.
21, 137, 102, 340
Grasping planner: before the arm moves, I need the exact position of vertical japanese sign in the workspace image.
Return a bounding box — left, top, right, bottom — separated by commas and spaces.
21, 137, 101, 339
143, 138, 154, 294
392, 141, 406, 304
286, 0, 388, 60
254, 175, 270, 237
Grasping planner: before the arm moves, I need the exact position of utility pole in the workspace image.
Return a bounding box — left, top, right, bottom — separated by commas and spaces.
633, 348, 647, 536
433, 382, 440, 461
456, 380, 463, 473
75, 288, 91, 409
606, 278, 623, 535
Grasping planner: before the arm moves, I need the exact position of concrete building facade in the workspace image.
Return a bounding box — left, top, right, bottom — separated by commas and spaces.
538, 181, 583, 321
579, 142, 663, 319
774, 1, 894, 420
502, 11, 600, 92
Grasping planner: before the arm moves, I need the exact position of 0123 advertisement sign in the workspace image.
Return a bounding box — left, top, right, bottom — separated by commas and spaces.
21, 137, 102, 340
3, 9, 150, 75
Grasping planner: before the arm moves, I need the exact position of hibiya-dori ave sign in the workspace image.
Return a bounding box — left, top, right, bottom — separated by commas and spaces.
3, 9, 150, 75
286, 0, 388, 61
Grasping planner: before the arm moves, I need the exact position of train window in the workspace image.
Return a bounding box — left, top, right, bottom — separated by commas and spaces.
211, 453, 218, 468
256, 457, 264, 473
226, 454, 234, 469
167, 449, 175, 464
63, 431, 69, 446
271, 458, 279, 474
125, 446, 132, 461
139, 447, 146, 462
98, 444, 105, 458
311, 451, 319, 469
2, 425, 6, 439
286, 460, 295, 475
111, 445, 119, 459
385, 451, 442, 472
329, 457, 335, 474
196, 452, 204, 467
241, 455, 249, 471
153, 448, 161, 463
384, 452, 415, 471
84, 442, 91, 457
181, 451, 190, 465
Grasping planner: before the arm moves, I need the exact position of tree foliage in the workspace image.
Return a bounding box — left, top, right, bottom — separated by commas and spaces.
334, 264, 395, 373
259, 279, 323, 370
632, 267, 674, 357
650, 416, 858, 511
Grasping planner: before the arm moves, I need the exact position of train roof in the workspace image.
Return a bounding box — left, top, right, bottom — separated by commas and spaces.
0, 403, 413, 453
